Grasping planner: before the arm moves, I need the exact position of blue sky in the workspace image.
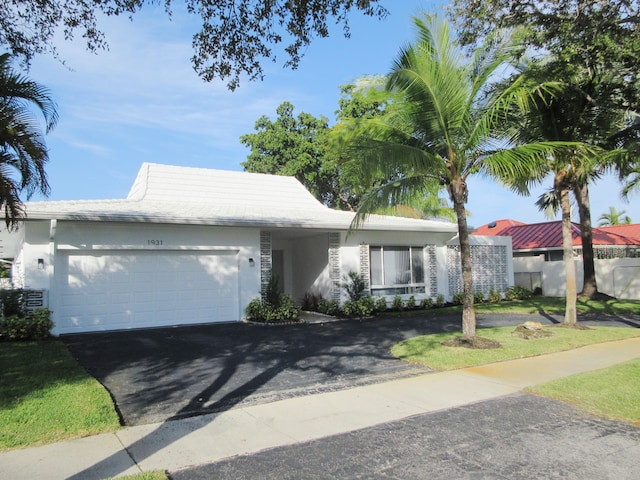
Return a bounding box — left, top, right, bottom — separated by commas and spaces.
27, 0, 639, 228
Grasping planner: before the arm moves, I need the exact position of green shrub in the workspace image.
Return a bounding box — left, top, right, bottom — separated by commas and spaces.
0, 262, 10, 279
452, 292, 464, 305
505, 285, 533, 301
341, 300, 359, 318
359, 296, 375, 316
391, 294, 404, 311
245, 298, 267, 320
0, 289, 26, 317
420, 297, 434, 309
374, 296, 388, 312
264, 272, 281, 305
342, 271, 367, 301
473, 291, 485, 304
488, 289, 502, 303
245, 294, 301, 323
301, 292, 322, 311
318, 298, 340, 316
342, 296, 375, 318
0, 308, 54, 341
435, 294, 445, 308
276, 294, 302, 321
405, 295, 417, 310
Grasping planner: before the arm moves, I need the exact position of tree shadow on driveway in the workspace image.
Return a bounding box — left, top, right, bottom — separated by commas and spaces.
62, 314, 462, 426
60, 312, 638, 479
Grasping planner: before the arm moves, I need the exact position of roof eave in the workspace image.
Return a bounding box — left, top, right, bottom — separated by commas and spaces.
20, 212, 458, 233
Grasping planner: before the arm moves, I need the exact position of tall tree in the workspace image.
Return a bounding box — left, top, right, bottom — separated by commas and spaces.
448, 0, 640, 299
241, 90, 454, 218
336, 15, 561, 340
497, 58, 610, 324
500, 59, 624, 304
240, 101, 349, 208
0, 0, 387, 90
0, 53, 57, 227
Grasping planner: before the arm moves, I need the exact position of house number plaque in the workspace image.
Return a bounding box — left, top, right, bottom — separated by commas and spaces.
147, 240, 163, 246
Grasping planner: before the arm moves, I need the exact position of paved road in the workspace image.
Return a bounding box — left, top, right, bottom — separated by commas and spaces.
170, 394, 640, 480
62, 312, 639, 426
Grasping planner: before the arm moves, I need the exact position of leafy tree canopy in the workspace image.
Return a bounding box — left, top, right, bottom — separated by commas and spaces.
335, 75, 391, 121
0, 0, 387, 90
241, 85, 401, 213
448, 0, 640, 112
241, 82, 455, 220
240, 101, 349, 209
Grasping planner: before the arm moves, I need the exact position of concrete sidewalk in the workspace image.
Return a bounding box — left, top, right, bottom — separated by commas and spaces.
2, 337, 639, 480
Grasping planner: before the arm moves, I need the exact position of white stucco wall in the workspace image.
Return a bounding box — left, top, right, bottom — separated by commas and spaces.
20, 220, 51, 290
602, 259, 640, 299
291, 233, 333, 301
515, 255, 640, 299
271, 237, 294, 295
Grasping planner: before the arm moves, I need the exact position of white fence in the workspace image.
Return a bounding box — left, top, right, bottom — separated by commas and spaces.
513, 256, 640, 299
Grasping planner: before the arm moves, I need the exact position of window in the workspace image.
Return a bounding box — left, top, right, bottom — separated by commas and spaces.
369, 246, 425, 295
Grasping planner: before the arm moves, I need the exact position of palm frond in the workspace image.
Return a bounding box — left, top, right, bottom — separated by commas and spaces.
0, 53, 58, 132
350, 174, 442, 231
0, 159, 26, 229
535, 189, 561, 219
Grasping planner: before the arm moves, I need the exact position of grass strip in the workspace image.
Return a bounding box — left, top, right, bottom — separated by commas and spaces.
387, 297, 640, 317
0, 340, 121, 451
475, 297, 640, 316
526, 359, 640, 424
391, 326, 640, 371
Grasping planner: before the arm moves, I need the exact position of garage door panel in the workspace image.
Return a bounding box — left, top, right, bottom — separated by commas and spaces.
55, 251, 239, 333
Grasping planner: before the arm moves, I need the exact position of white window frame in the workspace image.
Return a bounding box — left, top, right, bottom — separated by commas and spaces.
369, 245, 425, 295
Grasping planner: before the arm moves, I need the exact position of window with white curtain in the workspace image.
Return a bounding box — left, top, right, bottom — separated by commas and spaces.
369, 246, 425, 295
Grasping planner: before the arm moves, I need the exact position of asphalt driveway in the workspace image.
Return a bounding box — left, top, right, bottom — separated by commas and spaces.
62, 312, 640, 426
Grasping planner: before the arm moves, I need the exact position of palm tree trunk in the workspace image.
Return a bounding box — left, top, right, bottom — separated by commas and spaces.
560, 186, 578, 325
574, 181, 598, 298
451, 180, 476, 337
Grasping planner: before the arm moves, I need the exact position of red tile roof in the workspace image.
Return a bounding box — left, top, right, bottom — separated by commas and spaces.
473, 219, 526, 236
598, 224, 640, 241
474, 220, 640, 250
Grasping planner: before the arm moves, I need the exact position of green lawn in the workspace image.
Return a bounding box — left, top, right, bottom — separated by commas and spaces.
391, 326, 640, 370
0, 341, 121, 451
390, 300, 640, 424
526, 359, 640, 424
475, 296, 640, 316
403, 296, 640, 317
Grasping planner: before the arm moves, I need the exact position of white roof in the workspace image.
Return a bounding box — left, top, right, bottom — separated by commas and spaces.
22, 163, 458, 233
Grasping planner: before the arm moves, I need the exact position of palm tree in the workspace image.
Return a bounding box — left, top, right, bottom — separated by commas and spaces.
499, 58, 615, 324
534, 165, 590, 326
598, 206, 632, 226
337, 15, 563, 340
0, 53, 58, 228
502, 57, 627, 305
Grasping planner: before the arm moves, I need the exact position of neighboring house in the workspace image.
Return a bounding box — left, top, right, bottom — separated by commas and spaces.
474, 219, 640, 299
5, 163, 513, 335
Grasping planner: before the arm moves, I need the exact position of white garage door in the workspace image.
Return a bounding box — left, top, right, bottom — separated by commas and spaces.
55, 250, 239, 334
